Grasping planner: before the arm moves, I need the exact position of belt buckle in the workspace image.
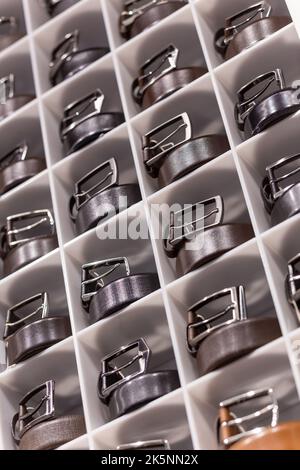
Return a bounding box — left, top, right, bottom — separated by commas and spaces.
235, 69, 285, 130
167, 196, 224, 248
187, 286, 247, 354
117, 439, 170, 450
134, 44, 179, 102
0, 143, 28, 171
224, 2, 272, 45
265, 154, 300, 203
286, 253, 300, 322
73, 158, 118, 212
142, 113, 192, 173
12, 380, 55, 442
3, 292, 49, 341
49, 30, 79, 82
218, 388, 279, 447
120, 0, 162, 31
60, 89, 105, 140
6, 209, 55, 249
99, 338, 150, 401
81, 257, 130, 307
0, 74, 15, 105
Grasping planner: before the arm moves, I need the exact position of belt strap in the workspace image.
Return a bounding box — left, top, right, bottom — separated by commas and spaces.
0, 158, 46, 195
230, 422, 300, 450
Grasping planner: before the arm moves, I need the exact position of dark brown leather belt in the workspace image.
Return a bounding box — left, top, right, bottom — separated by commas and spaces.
60, 90, 124, 156
119, 1, 187, 39
143, 113, 229, 188
19, 415, 86, 450
269, 183, 300, 226
45, 0, 80, 17
132, 45, 207, 110
0, 158, 46, 195
235, 69, 300, 139
81, 258, 159, 325
0, 95, 35, 121
0, 16, 22, 52
98, 339, 179, 420
5, 317, 71, 365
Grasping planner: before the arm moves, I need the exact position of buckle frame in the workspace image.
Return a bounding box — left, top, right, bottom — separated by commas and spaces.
0, 74, 15, 105
0, 143, 28, 171
121, 0, 164, 31
286, 253, 300, 322
49, 30, 79, 82
224, 2, 272, 45
167, 196, 224, 247
81, 257, 130, 307
12, 380, 55, 442
6, 209, 55, 249
133, 44, 178, 103
187, 286, 247, 354
235, 69, 285, 130
117, 439, 171, 450
265, 154, 300, 203
142, 113, 192, 173
218, 388, 279, 447
4, 292, 49, 341
60, 89, 105, 139
99, 338, 150, 400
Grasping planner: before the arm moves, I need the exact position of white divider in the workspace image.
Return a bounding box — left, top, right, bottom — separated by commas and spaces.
0, 0, 299, 450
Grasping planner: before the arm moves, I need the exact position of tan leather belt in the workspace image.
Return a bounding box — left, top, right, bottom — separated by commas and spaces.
230, 422, 300, 450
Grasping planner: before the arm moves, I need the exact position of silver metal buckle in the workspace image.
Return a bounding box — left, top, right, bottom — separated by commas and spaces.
81, 257, 130, 307
0, 74, 15, 105
235, 69, 285, 129
117, 439, 170, 450
120, 1, 171, 32
286, 253, 300, 322
0, 143, 28, 171
6, 209, 55, 249
0, 16, 17, 33
61, 89, 104, 139
3, 292, 49, 341
187, 286, 247, 354
265, 154, 300, 203
218, 388, 279, 447
168, 196, 224, 247
224, 2, 272, 45
12, 380, 55, 442
142, 113, 192, 171
73, 158, 118, 212
99, 338, 150, 400
49, 30, 79, 82
134, 44, 178, 101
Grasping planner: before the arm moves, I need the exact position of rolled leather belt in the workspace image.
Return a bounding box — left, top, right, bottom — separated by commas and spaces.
2, 235, 58, 276
230, 422, 300, 450
196, 317, 281, 375
70, 184, 141, 234
0, 95, 35, 121
88, 273, 160, 324
46, 0, 80, 17
269, 182, 300, 226
6, 316, 71, 365
19, 415, 86, 450
0, 17, 22, 52
103, 370, 180, 419
120, 1, 187, 39
0, 158, 46, 195
165, 223, 254, 277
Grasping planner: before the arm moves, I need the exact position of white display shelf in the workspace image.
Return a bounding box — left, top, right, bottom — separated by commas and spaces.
0, 0, 299, 450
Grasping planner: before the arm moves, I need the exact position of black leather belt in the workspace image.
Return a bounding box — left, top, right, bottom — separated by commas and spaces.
49, 30, 109, 86
286, 254, 300, 323
12, 381, 86, 450
45, 0, 80, 17
261, 154, 300, 226
0, 210, 58, 276
3, 293, 71, 365
0, 144, 46, 195
235, 69, 300, 139
143, 113, 229, 188
60, 90, 124, 156
0, 74, 35, 122
215, 2, 290, 61
0, 16, 22, 52
69, 159, 141, 234
187, 287, 281, 376
164, 197, 254, 276
132, 45, 207, 109
81, 258, 159, 324
119, 0, 187, 39
98, 339, 180, 419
